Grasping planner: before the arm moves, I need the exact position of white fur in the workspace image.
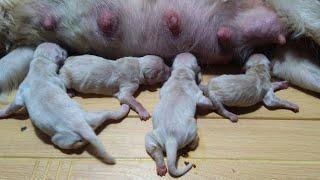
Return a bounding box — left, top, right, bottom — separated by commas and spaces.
59, 54, 170, 121
0, 47, 34, 104
203, 54, 299, 122
0, 43, 130, 164
145, 53, 208, 177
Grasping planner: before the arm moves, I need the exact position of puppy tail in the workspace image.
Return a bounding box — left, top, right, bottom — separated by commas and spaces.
269, 0, 320, 45
165, 138, 193, 177
78, 126, 116, 165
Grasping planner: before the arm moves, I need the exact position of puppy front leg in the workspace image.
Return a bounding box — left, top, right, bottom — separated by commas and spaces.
0, 93, 25, 118
117, 85, 150, 121
263, 90, 299, 113
145, 131, 167, 177
86, 104, 130, 129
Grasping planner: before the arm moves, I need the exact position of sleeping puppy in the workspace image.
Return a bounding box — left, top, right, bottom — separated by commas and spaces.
145, 53, 211, 177
59, 54, 171, 121
201, 54, 299, 122
0, 47, 34, 104
0, 43, 130, 164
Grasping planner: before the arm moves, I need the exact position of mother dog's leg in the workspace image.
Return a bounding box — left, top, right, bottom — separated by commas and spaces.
0, 47, 34, 103
269, 0, 320, 45
272, 43, 320, 93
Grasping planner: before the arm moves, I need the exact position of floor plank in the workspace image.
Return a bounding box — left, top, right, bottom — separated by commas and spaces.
0, 118, 319, 161
1, 158, 320, 180
0, 159, 36, 180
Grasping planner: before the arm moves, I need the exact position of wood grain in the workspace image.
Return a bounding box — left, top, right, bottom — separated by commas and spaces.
1, 68, 320, 179
0, 118, 319, 161
1, 159, 320, 180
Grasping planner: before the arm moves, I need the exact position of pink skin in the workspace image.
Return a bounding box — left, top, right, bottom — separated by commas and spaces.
273, 81, 299, 113
97, 10, 117, 36
267, 81, 300, 113
40, 15, 57, 31
164, 10, 181, 37
156, 165, 168, 177
5, 0, 289, 64
219, 6, 287, 51
273, 81, 290, 92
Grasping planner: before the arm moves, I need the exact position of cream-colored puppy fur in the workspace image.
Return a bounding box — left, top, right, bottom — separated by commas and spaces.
145, 53, 211, 177
0, 43, 130, 164
202, 54, 299, 122
0, 47, 34, 104
59, 55, 170, 121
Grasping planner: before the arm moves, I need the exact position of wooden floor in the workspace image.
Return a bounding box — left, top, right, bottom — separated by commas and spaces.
1, 66, 320, 180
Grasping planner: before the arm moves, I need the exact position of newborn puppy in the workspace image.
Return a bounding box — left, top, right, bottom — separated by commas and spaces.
59, 55, 171, 121
145, 53, 210, 177
202, 54, 299, 122
0, 47, 34, 104
0, 43, 130, 164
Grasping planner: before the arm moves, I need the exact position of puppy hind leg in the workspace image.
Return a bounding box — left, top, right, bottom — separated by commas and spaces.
208, 93, 238, 123
85, 104, 130, 129
51, 132, 83, 150
263, 90, 299, 113
145, 131, 167, 177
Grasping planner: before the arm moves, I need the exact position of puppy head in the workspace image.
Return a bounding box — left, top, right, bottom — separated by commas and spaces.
172, 53, 202, 84
33, 42, 68, 66
139, 55, 171, 85
244, 54, 270, 71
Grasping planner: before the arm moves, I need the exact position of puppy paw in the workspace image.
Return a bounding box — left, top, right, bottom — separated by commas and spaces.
280, 81, 290, 90
138, 110, 151, 121
290, 104, 300, 113
156, 165, 167, 177
228, 113, 239, 123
